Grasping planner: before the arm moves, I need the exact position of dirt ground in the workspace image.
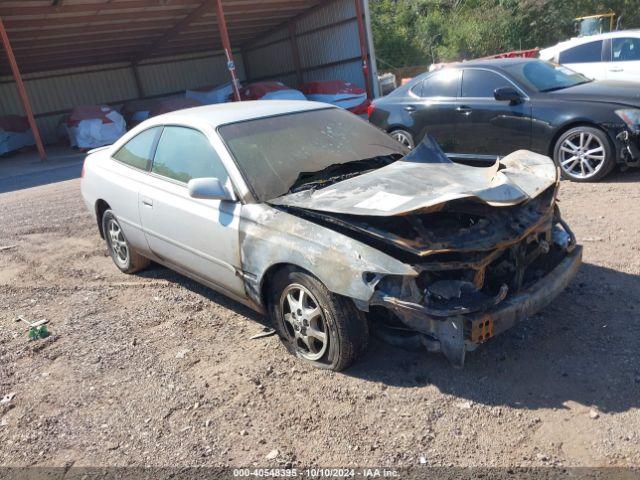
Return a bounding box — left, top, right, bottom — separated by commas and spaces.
1, 168, 639, 469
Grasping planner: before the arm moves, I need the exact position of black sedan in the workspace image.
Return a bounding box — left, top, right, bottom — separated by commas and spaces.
369, 58, 640, 181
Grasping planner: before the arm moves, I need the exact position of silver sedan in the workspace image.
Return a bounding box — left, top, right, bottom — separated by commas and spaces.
81, 100, 581, 370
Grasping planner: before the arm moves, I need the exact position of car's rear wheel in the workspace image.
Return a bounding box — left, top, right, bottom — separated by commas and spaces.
553, 126, 615, 182
102, 210, 150, 274
390, 129, 415, 149
268, 268, 369, 371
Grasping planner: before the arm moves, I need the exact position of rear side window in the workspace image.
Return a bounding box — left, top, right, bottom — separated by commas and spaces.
559, 40, 603, 63
462, 69, 512, 97
415, 70, 460, 98
151, 126, 228, 183
113, 127, 160, 170
613, 37, 640, 62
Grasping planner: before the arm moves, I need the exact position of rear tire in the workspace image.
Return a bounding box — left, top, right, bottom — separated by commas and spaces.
390, 129, 415, 149
267, 267, 369, 371
102, 210, 150, 274
553, 126, 616, 182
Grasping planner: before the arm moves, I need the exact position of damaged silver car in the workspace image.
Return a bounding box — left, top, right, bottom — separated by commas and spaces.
81, 101, 582, 370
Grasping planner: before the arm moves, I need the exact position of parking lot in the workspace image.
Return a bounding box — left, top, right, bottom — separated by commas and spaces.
1, 162, 639, 468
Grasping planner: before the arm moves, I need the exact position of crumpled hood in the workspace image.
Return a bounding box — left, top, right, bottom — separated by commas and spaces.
269, 137, 557, 216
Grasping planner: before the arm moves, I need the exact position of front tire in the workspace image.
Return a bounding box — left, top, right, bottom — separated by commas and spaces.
102, 210, 150, 274
268, 268, 369, 371
553, 126, 616, 182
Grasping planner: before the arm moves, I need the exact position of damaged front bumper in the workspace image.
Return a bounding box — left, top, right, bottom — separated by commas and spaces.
371, 245, 581, 367
617, 129, 640, 167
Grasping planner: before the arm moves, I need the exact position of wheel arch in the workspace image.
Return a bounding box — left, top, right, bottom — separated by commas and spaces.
95, 199, 111, 239
548, 121, 615, 158
259, 262, 312, 309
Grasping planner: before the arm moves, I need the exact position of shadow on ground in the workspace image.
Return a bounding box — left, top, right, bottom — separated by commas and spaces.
136, 261, 640, 414
0, 162, 82, 194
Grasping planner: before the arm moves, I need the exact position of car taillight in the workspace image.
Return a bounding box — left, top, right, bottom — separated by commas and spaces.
367, 103, 375, 119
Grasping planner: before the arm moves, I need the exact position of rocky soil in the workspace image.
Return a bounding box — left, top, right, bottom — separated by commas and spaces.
1, 171, 639, 468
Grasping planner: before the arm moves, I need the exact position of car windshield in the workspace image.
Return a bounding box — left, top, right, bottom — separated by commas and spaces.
218, 108, 406, 201
502, 60, 591, 92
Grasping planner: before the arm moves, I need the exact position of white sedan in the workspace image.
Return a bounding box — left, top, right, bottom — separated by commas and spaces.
540, 30, 640, 82
80, 101, 581, 369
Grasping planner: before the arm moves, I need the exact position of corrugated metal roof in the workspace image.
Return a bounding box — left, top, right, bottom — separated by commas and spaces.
0, 0, 322, 75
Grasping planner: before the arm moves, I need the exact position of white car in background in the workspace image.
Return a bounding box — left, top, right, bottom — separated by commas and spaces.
539, 30, 640, 82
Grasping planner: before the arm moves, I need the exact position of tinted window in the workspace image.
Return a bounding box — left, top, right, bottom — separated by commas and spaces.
559, 40, 603, 63
502, 60, 591, 92
113, 127, 160, 170
152, 126, 227, 183
417, 70, 460, 98
462, 69, 511, 97
613, 38, 640, 62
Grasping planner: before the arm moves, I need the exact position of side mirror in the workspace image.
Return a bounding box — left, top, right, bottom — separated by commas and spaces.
494, 86, 522, 104
188, 177, 235, 201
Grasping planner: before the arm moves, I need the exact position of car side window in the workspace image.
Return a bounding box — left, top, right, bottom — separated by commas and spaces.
417, 70, 460, 98
151, 126, 228, 184
613, 38, 640, 62
112, 127, 161, 170
559, 40, 603, 63
461, 69, 512, 98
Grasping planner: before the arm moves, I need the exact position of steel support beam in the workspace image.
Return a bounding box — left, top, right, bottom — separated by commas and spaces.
215, 0, 241, 101
0, 17, 46, 160
353, 0, 372, 100
288, 20, 303, 86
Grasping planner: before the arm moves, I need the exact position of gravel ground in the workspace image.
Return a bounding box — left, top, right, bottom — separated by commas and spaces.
1, 170, 639, 468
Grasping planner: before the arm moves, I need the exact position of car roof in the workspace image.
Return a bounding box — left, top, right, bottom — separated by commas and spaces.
150, 100, 332, 128
540, 29, 640, 56
451, 57, 539, 69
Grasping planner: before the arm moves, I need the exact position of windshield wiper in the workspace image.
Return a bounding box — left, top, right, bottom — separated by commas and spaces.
540, 80, 592, 93
288, 154, 401, 194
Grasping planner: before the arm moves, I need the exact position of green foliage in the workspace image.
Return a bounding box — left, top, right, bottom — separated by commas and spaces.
370, 0, 640, 69
28, 325, 50, 341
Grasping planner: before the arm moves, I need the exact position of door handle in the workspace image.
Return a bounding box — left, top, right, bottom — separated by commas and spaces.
404, 105, 416, 112
141, 197, 153, 207
456, 106, 472, 115
609, 67, 623, 72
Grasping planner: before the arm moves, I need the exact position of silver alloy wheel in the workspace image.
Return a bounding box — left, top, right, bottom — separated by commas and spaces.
391, 130, 413, 149
559, 131, 606, 179
280, 283, 328, 361
107, 218, 129, 267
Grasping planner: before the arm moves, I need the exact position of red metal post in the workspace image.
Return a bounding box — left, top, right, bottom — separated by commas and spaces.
353, 0, 372, 100
0, 16, 46, 160
214, 0, 241, 102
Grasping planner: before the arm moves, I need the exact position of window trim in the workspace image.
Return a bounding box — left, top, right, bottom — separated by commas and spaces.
460, 67, 529, 100
111, 125, 162, 172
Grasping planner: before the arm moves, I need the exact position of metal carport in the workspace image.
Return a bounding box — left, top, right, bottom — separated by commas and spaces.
0, 0, 378, 159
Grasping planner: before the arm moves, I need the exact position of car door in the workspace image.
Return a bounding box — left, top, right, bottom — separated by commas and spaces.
138, 125, 245, 297
452, 68, 532, 158
605, 37, 640, 81
106, 126, 162, 254
403, 69, 461, 151
558, 39, 606, 80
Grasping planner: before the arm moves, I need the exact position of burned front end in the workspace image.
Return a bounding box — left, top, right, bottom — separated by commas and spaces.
269, 140, 582, 366
285, 183, 580, 366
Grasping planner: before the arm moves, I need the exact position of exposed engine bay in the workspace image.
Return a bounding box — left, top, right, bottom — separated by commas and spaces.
268, 137, 582, 367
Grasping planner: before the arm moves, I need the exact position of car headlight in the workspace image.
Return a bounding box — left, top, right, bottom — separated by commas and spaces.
615, 109, 640, 131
